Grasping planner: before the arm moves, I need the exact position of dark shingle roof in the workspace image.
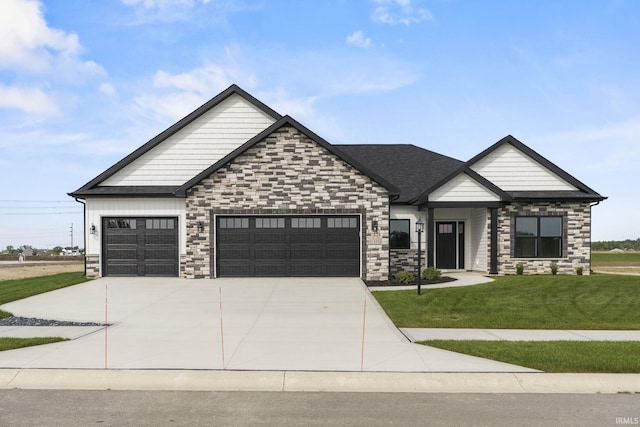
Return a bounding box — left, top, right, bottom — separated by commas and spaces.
335, 144, 464, 203
69, 186, 179, 197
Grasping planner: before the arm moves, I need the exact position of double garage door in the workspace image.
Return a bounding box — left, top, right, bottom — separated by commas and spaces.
216, 216, 361, 277
102, 215, 361, 277
103, 217, 179, 277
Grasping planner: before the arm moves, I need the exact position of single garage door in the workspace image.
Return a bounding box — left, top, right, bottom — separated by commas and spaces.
216, 216, 360, 277
103, 217, 178, 276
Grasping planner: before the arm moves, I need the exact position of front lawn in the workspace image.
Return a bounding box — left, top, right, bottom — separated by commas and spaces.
372, 274, 640, 329
0, 272, 89, 319
422, 340, 640, 373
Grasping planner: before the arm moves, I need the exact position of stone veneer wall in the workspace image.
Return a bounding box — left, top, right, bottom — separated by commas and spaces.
85, 254, 100, 278
390, 249, 424, 277
496, 202, 591, 275
183, 125, 389, 280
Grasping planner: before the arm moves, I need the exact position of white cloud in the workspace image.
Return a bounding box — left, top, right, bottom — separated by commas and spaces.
346, 30, 371, 48
0, 0, 85, 73
371, 0, 432, 25
153, 65, 231, 94
0, 85, 59, 115
99, 82, 117, 97
121, 0, 203, 8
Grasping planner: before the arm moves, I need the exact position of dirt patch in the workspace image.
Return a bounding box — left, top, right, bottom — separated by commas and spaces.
0, 263, 84, 281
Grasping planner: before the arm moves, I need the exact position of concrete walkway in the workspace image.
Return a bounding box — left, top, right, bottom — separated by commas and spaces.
0, 277, 536, 373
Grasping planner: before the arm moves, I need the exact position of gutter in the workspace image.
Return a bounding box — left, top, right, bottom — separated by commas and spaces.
73, 197, 87, 277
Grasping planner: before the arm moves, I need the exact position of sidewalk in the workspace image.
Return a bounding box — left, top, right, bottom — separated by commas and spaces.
402, 328, 640, 342
1, 369, 639, 394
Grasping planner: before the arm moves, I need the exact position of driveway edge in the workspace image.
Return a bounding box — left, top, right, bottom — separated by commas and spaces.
1, 369, 639, 394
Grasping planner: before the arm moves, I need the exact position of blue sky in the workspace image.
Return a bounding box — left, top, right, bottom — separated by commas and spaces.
1, 0, 639, 249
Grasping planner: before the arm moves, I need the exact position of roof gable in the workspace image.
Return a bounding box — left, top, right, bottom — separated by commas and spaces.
429, 172, 502, 203
70, 84, 281, 196
468, 135, 603, 198
175, 116, 400, 197
412, 166, 510, 206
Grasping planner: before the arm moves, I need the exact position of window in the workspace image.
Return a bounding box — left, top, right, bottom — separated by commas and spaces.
390, 219, 410, 249
515, 216, 563, 258
255, 217, 285, 228
218, 218, 249, 229
291, 217, 321, 228
107, 219, 136, 229
327, 217, 358, 228
146, 219, 175, 230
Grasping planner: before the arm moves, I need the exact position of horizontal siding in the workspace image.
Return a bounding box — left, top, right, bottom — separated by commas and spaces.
471, 143, 576, 191
429, 174, 500, 202
469, 207, 488, 272
101, 94, 277, 186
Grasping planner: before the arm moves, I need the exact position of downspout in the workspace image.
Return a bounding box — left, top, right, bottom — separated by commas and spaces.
74, 198, 87, 277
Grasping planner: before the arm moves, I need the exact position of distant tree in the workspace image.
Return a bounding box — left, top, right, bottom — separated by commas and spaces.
5, 245, 15, 254
51, 246, 63, 255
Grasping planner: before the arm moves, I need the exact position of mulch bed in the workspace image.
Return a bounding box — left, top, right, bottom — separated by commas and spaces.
365, 276, 457, 287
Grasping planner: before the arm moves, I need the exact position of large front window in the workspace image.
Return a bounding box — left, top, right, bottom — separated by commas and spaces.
515, 216, 563, 258
390, 219, 410, 249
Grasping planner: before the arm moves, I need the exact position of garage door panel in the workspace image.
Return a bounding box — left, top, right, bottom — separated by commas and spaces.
290, 263, 325, 276
254, 263, 287, 276
216, 216, 360, 277
106, 233, 137, 245
254, 232, 286, 244
254, 247, 286, 260
108, 248, 138, 260
290, 247, 324, 260
217, 247, 251, 260
145, 263, 178, 276
326, 247, 359, 260
218, 232, 251, 244
106, 263, 139, 276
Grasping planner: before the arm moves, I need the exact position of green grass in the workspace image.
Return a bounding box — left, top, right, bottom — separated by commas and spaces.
422, 340, 640, 373
0, 337, 68, 352
0, 272, 89, 319
372, 274, 640, 329
592, 252, 640, 267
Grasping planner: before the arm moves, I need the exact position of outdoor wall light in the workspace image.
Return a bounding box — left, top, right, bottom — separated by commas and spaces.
372, 220, 378, 232
415, 218, 425, 233
90, 224, 97, 235
198, 221, 204, 233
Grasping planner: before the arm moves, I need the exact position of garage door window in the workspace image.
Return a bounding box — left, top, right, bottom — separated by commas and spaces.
256, 217, 285, 228
146, 218, 175, 229
219, 218, 249, 228
292, 217, 321, 228
107, 219, 136, 229
327, 217, 358, 228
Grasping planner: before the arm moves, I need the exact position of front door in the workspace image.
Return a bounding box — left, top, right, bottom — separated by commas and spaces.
436, 221, 465, 269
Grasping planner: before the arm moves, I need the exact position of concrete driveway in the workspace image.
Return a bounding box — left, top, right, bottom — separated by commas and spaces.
0, 277, 536, 372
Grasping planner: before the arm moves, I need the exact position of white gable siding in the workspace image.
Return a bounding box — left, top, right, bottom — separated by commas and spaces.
101, 94, 277, 186
429, 173, 500, 202
470, 143, 576, 191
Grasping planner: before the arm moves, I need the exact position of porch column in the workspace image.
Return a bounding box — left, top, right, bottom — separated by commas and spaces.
427, 207, 435, 268
489, 207, 498, 274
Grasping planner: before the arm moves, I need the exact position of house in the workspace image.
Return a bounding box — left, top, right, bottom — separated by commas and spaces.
69, 84, 605, 279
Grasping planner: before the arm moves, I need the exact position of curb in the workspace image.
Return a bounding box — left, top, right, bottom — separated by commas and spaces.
1, 369, 639, 394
